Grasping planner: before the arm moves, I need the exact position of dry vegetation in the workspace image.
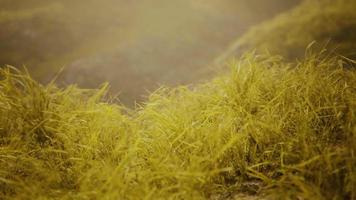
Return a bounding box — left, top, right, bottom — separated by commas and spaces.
1, 0, 355, 199
1, 52, 355, 199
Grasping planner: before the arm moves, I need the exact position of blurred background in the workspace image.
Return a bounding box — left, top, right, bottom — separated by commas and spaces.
0, 0, 317, 106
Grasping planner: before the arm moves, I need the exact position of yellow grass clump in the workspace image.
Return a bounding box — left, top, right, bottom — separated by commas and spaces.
1, 52, 355, 199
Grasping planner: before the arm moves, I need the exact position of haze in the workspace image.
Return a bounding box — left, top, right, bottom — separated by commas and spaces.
0, 0, 300, 105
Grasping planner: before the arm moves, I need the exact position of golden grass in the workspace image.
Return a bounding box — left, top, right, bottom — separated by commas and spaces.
1, 52, 355, 199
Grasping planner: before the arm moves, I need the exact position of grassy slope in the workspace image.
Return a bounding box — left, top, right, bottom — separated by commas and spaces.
1, 0, 356, 199
215, 0, 356, 65
1, 52, 355, 199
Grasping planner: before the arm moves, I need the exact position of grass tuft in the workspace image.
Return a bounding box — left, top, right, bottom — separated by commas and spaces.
1, 52, 355, 199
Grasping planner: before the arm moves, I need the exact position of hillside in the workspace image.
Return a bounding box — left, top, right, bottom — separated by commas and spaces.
216, 0, 356, 65
0, 0, 300, 106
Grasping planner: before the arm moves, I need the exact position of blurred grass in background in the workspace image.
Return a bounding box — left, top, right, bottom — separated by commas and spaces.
216, 0, 356, 64
0, 0, 300, 105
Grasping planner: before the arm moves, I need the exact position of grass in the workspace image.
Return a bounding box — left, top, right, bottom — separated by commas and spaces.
1, 51, 355, 199
216, 0, 356, 64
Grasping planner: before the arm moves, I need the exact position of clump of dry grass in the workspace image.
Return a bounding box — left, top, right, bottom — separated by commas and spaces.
0, 52, 355, 199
